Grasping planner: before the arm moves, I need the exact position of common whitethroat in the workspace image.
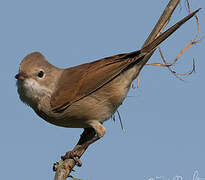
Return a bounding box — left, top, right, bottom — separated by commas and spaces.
15, 9, 200, 161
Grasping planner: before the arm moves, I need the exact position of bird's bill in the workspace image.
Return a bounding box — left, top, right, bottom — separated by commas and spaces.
15, 72, 28, 80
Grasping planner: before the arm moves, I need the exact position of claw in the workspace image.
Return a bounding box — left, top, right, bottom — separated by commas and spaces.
61, 151, 82, 167
53, 160, 64, 171
73, 156, 82, 167
53, 162, 58, 171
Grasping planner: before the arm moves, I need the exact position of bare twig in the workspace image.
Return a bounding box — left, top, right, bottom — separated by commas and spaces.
146, 1, 201, 80
54, 0, 181, 179
116, 110, 125, 132
186, 0, 191, 14
136, 0, 180, 87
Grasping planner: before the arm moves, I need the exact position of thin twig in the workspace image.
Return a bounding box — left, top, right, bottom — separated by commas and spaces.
136, 0, 180, 87
117, 110, 125, 132
145, 1, 201, 80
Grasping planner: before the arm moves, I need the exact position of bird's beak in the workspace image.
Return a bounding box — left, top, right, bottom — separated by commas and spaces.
15, 72, 28, 80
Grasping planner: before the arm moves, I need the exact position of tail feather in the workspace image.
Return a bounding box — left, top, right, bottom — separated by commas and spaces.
140, 8, 201, 54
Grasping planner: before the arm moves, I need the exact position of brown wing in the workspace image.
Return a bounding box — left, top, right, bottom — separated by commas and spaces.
50, 8, 200, 112
50, 51, 144, 112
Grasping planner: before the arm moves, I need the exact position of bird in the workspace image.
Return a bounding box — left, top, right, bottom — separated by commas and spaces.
15, 9, 200, 164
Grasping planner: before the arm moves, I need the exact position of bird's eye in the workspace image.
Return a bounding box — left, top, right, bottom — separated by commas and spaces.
37, 70, 44, 78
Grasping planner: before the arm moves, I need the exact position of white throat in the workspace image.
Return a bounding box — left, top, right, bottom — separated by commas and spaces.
16, 79, 52, 108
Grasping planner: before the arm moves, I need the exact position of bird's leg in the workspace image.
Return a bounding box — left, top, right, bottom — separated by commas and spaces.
79, 121, 106, 149
61, 128, 95, 166
61, 121, 106, 166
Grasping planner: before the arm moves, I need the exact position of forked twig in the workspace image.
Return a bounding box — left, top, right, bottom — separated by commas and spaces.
145, 1, 201, 81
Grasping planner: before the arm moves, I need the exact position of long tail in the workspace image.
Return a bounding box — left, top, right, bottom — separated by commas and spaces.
140, 8, 200, 54
123, 8, 200, 60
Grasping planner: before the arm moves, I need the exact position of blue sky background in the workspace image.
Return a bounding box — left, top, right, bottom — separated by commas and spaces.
0, 0, 204, 179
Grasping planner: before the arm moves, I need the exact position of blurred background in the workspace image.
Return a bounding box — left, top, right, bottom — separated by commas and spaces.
0, 0, 204, 179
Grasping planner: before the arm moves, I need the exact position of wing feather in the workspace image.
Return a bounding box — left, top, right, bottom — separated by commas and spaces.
50, 51, 144, 112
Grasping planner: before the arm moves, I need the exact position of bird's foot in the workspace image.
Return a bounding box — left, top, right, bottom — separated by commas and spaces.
61, 146, 83, 167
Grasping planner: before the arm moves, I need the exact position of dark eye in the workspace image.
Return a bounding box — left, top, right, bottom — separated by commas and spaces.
37, 70, 44, 78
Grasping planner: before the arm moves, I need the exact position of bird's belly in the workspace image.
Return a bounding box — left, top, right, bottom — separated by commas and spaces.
36, 66, 138, 128
59, 65, 138, 126
36, 94, 114, 128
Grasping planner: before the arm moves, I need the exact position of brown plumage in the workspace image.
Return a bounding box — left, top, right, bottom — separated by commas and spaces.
15, 9, 200, 162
